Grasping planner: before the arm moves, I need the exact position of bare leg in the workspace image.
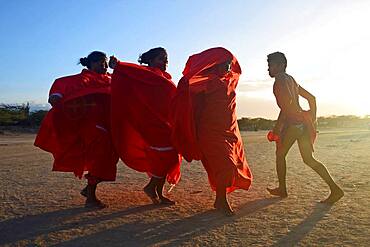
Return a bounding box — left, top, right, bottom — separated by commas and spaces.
80, 185, 88, 197
81, 173, 100, 198
144, 177, 160, 204
156, 177, 175, 205
214, 184, 234, 216
267, 126, 298, 197
298, 133, 344, 203
85, 182, 107, 209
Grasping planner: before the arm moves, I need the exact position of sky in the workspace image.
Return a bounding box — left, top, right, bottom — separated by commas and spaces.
0, 0, 369, 118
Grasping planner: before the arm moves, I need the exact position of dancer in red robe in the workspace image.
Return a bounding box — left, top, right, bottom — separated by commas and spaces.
35, 51, 119, 208
171, 47, 252, 216
109, 47, 181, 204
266, 51, 343, 203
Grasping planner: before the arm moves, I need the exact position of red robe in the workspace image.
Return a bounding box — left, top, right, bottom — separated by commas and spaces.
34, 69, 118, 181
111, 62, 181, 185
171, 47, 252, 193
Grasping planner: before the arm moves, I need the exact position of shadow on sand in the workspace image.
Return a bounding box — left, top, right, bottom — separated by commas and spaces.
272, 203, 333, 247
55, 197, 281, 246
0, 204, 164, 245
0, 198, 333, 246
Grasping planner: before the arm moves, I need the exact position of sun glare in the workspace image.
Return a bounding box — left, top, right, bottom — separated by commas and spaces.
252, 1, 370, 117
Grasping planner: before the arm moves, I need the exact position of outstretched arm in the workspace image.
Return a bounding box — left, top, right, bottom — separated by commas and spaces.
298, 86, 316, 119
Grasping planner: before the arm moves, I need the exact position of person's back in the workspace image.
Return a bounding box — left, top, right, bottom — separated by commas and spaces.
35, 51, 118, 208
109, 47, 181, 205
171, 47, 252, 216
273, 72, 306, 124
199, 77, 237, 133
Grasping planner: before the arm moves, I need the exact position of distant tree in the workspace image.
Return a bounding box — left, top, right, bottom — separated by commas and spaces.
27, 110, 48, 126
0, 104, 29, 125
317, 115, 368, 128
0, 103, 44, 126
238, 117, 275, 131
238, 115, 369, 131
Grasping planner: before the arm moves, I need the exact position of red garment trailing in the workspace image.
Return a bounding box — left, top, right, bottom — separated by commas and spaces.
110, 62, 181, 185
34, 69, 118, 181
171, 47, 252, 193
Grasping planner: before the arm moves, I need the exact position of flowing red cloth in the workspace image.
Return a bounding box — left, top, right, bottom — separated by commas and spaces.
34, 69, 118, 181
171, 47, 252, 193
110, 62, 181, 185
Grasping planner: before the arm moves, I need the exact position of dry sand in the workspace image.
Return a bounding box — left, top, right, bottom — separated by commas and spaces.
0, 129, 369, 246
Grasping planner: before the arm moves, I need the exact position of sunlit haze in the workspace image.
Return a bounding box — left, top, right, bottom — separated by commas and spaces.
0, 0, 368, 118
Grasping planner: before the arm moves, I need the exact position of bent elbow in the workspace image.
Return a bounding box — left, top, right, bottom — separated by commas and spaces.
308, 95, 316, 104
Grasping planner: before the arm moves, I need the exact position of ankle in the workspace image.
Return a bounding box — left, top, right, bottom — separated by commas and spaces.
278, 186, 287, 193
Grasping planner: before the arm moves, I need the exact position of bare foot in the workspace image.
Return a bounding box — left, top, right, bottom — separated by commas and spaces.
144, 186, 160, 204
320, 187, 344, 204
85, 199, 107, 209
267, 187, 288, 198
80, 186, 88, 197
159, 196, 175, 205
214, 200, 235, 217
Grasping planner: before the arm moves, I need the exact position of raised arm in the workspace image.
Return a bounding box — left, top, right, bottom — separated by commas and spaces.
298, 86, 316, 119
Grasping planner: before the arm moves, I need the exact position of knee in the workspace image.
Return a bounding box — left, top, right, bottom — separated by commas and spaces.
302, 155, 319, 168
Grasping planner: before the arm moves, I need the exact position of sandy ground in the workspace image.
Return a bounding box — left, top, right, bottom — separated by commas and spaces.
0, 129, 369, 246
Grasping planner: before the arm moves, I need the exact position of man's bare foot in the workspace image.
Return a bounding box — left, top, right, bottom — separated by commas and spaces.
320, 187, 344, 204
85, 199, 107, 209
80, 186, 88, 197
214, 199, 235, 217
159, 196, 175, 205
144, 186, 160, 204
267, 187, 288, 198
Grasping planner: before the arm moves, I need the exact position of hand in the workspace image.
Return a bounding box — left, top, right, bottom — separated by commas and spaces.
48, 94, 62, 107
267, 130, 280, 142
109, 56, 119, 69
